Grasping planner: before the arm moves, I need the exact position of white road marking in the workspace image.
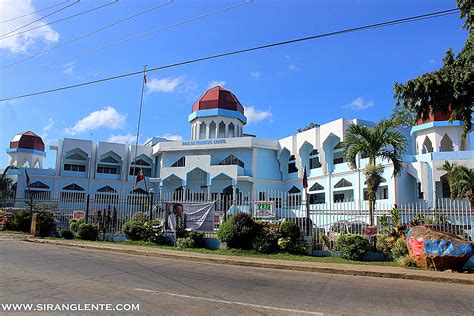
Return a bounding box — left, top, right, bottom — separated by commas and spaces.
135, 287, 326, 315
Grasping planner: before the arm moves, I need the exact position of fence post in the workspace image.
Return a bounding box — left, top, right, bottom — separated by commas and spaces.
85, 194, 90, 224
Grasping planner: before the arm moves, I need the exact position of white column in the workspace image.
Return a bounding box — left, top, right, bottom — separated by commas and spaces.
224, 123, 229, 138
205, 121, 210, 139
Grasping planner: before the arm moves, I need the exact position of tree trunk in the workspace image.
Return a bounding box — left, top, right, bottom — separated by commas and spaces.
368, 196, 374, 226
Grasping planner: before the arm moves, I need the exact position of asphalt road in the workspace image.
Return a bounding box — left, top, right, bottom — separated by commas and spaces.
0, 240, 473, 316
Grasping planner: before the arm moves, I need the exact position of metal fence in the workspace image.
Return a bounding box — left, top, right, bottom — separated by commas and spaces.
3, 190, 472, 249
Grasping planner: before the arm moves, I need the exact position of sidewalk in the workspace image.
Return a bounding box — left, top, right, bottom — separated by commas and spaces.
16, 237, 474, 285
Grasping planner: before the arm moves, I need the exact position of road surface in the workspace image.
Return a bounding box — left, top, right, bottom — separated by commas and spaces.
0, 240, 472, 315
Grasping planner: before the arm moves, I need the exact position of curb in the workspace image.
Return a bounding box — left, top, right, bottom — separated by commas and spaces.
23, 239, 474, 286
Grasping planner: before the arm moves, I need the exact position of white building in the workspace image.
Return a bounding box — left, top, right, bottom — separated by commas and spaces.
5, 86, 473, 210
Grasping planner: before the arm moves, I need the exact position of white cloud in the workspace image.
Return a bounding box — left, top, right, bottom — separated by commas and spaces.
42, 118, 54, 132
160, 133, 182, 141
244, 106, 272, 124
147, 77, 183, 93
108, 133, 136, 144
347, 97, 374, 111
288, 63, 296, 71
63, 62, 75, 75
208, 80, 226, 88
250, 71, 261, 80
66, 106, 126, 135
0, 98, 23, 105
0, 0, 59, 54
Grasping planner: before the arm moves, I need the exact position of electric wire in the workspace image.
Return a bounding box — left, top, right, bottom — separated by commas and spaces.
1, 0, 174, 70
0, 0, 70, 24
11, 0, 253, 75
0, 7, 459, 103
0, 0, 80, 38
0, 0, 120, 40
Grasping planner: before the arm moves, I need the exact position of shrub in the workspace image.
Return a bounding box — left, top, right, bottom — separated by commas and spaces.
391, 237, 408, 258
335, 233, 369, 261
280, 220, 301, 240
37, 212, 56, 237
186, 231, 206, 248
69, 218, 85, 233
397, 255, 417, 268
78, 223, 98, 241
319, 232, 330, 250
123, 219, 169, 244
14, 210, 32, 232
176, 237, 195, 249
123, 220, 149, 241
60, 228, 74, 239
217, 212, 258, 250
253, 223, 281, 254
376, 234, 395, 254
277, 237, 307, 254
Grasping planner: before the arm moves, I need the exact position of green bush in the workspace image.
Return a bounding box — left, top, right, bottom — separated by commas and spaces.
123, 219, 169, 245
123, 220, 149, 241
217, 212, 258, 250
69, 218, 85, 233
277, 237, 307, 254
376, 234, 395, 254
60, 228, 74, 239
335, 233, 369, 261
319, 232, 330, 250
37, 212, 56, 237
253, 223, 281, 254
391, 237, 408, 258
78, 223, 98, 241
280, 220, 301, 240
176, 237, 195, 249
14, 210, 32, 232
186, 231, 206, 248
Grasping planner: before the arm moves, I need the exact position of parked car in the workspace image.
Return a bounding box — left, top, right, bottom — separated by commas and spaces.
327, 220, 369, 242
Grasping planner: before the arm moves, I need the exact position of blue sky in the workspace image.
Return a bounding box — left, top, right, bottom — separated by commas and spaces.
0, 0, 469, 168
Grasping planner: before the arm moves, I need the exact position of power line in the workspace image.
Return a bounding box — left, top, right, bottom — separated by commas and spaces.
0, 7, 459, 103
0, 0, 119, 40
0, 1, 70, 24
1, 0, 174, 70
0, 0, 80, 38
11, 0, 253, 75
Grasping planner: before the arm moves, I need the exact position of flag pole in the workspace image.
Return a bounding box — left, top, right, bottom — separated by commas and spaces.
132, 65, 147, 190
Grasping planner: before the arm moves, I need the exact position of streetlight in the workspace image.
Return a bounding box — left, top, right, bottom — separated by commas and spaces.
149, 188, 155, 221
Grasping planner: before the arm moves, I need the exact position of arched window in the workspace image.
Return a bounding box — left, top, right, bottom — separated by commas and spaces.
421, 136, 433, 154
218, 121, 226, 138
288, 155, 298, 174
334, 178, 352, 188
219, 155, 244, 168
333, 142, 345, 164
199, 122, 207, 140
439, 134, 453, 152
95, 186, 118, 204
97, 151, 121, 175
209, 121, 217, 139
287, 186, 301, 206
309, 149, 321, 169
61, 183, 85, 201
171, 157, 185, 167
309, 182, 324, 191
228, 122, 235, 137
64, 148, 88, 172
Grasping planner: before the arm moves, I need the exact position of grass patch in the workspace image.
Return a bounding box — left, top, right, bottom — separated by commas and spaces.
0, 230, 29, 235
116, 240, 399, 266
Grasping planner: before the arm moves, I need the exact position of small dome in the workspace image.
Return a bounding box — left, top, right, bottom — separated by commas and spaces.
416, 110, 460, 125
10, 131, 45, 152
192, 86, 244, 114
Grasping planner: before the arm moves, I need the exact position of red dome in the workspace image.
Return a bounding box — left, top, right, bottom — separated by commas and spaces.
10, 131, 45, 152
416, 109, 461, 125
192, 86, 244, 114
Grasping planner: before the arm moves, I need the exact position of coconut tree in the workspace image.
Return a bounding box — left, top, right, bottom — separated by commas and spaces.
0, 167, 13, 206
342, 119, 407, 226
439, 161, 474, 209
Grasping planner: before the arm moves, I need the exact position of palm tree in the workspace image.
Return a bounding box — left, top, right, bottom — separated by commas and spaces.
342, 119, 407, 226
0, 166, 13, 206
439, 161, 474, 209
